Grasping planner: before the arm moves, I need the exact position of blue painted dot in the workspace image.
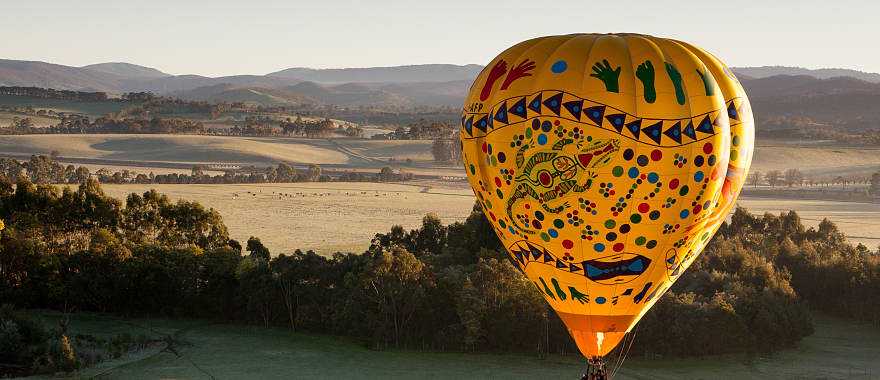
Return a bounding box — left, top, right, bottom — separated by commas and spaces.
628, 167, 640, 179
548, 229, 558, 238
680, 209, 690, 219
508, 226, 516, 234
551, 60, 568, 73
694, 171, 705, 182
595, 297, 606, 304
647, 173, 659, 183
537, 134, 548, 145
594, 243, 606, 252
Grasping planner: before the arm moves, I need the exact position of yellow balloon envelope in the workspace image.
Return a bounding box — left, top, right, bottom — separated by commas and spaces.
460, 33, 754, 358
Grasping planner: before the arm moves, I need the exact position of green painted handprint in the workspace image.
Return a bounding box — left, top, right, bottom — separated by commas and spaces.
590, 59, 621, 93
665, 62, 686, 105
569, 286, 589, 304
696, 68, 715, 96
551, 278, 567, 301
635, 60, 656, 103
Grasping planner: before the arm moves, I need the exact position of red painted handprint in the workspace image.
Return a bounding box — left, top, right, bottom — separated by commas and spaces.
501, 59, 536, 90
479, 60, 508, 101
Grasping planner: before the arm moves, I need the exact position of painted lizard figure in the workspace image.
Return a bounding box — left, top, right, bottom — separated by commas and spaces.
507, 137, 620, 234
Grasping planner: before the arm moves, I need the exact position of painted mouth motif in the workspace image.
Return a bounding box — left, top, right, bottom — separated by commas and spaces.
584, 253, 651, 284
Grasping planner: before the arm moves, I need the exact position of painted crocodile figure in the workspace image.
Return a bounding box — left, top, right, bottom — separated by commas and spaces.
507, 137, 620, 234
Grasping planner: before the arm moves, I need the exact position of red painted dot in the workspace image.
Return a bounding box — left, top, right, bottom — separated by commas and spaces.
693, 204, 703, 214
651, 149, 662, 161
562, 239, 574, 249
703, 143, 713, 154
481, 142, 488, 153
524, 204, 531, 209
494, 177, 502, 187
554, 120, 560, 126
669, 178, 680, 190
613, 243, 624, 252
640, 174, 646, 180
489, 212, 496, 221
638, 203, 650, 213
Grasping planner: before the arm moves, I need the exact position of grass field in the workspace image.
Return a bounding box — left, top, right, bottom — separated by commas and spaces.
28, 311, 880, 379
97, 182, 880, 255
0, 111, 59, 128
0, 95, 130, 117
101, 182, 476, 254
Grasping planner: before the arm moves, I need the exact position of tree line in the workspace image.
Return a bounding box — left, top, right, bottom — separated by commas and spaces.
2, 178, 878, 376
746, 168, 874, 189
0, 155, 413, 185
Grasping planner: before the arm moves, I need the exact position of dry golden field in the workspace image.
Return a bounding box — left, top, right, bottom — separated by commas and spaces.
99, 182, 880, 254
101, 182, 476, 254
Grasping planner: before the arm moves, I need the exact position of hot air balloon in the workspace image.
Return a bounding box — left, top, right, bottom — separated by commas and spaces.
459, 33, 753, 376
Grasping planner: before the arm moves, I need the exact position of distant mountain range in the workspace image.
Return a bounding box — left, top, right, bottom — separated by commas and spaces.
0, 59, 479, 106
732, 66, 880, 83
1, 60, 880, 128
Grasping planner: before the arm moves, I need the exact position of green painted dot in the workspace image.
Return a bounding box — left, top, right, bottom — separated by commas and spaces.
701, 232, 710, 241
679, 185, 690, 196
646, 240, 658, 249
604, 219, 616, 229
730, 150, 738, 161
553, 219, 565, 228
490, 156, 497, 166
499, 220, 506, 228
469, 164, 476, 175
630, 214, 642, 224
635, 236, 647, 245
526, 128, 533, 138
495, 189, 504, 199
485, 200, 492, 209
540, 232, 551, 242
612, 166, 624, 177
732, 135, 740, 146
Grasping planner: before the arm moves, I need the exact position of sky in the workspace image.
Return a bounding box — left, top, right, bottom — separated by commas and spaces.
4, 0, 878, 77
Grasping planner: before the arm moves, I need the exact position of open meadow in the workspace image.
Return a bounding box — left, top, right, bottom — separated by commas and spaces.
101, 182, 476, 254
28, 311, 880, 379
98, 182, 880, 254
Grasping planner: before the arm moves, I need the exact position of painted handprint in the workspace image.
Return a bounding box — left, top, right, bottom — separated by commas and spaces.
636, 60, 656, 103
696, 68, 715, 96
501, 59, 536, 90
590, 59, 621, 93
665, 62, 686, 105
479, 60, 508, 101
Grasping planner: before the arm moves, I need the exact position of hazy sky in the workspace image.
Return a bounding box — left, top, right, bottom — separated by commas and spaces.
4, 0, 878, 77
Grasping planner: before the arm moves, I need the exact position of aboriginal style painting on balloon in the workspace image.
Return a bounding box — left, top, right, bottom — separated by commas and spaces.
460, 34, 754, 358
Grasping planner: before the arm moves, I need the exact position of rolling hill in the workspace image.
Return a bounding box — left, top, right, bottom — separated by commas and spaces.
733, 66, 880, 83
82, 62, 170, 80
0, 59, 124, 92
267, 64, 483, 83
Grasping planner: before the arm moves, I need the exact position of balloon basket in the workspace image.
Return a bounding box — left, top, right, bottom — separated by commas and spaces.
581, 356, 608, 380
